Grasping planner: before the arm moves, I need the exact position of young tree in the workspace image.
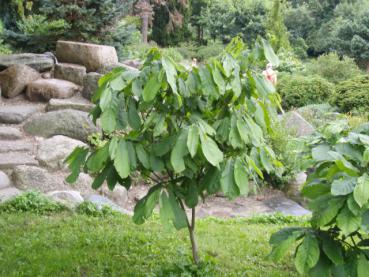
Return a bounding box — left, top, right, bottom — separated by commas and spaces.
270, 120, 369, 276
66, 37, 282, 264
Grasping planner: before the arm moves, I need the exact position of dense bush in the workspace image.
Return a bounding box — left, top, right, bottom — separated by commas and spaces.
331, 75, 369, 113
0, 20, 12, 54
270, 120, 369, 276
277, 74, 335, 110
306, 53, 362, 84
0, 192, 66, 214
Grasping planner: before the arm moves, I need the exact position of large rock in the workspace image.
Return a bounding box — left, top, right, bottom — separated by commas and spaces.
47, 190, 84, 208
0, 65, 40, 98
12, 165, 61, 192
26, 78, 80, 102
97, 62, 138, 74
82, 72, 102, 100
23, 109, 99, 142
0, 187, 21, 203
54, 63, 86, 86
86, 195, 132, 215
0, 126, 22, 140
0, 153, 38, 170
0, 140, 34, 153
282, 111, 315, 137
37, 135, 86, 170
46, 98, 94, 113
0, 53, 55, 72
0, 105, 39, 124
0, 171, 11, 189
56, 40, 118, 72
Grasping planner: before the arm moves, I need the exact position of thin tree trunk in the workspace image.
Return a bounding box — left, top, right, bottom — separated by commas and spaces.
189, 208, 200, 264
142, 14, 148, 44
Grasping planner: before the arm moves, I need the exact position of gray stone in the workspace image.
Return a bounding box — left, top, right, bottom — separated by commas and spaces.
0, 53, 54, 72
56, 40, 118, 72
0, 126, 22, 140
46, 98, 94, 113
86, 195, 132, 215
24, 109, 99, 142
264, 195, 311, 216
54, 63, 86, 86
82, 72, 102, 100
97, 62, 138, 74
47, 190, 84, 208
0, 171, 10, 189
12, 165, 61, 192
26, 78, 80, 102
282, 111, 315, 137
287, 172, 307, 200
0, 105, 39, 124
0, 153, 38, 170
122, 59, 142, 69
37, 135, 86, 170
0, 187, 21, 203
0, 140, 34, 153
0, 65, 40, 98
41, 72, 52, 79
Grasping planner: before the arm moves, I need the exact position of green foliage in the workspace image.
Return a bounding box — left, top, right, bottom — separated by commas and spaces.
66, 37, 283, 262
265, 0, 291, 52
278, 74, 335, 110
306, 53, 362, 84
0, 213, 299, 276
270, 120, 369, 276
76, 201, 116, 217
0, 192, 66, 214
0, 20, 12, 54
331, 75, 369, 113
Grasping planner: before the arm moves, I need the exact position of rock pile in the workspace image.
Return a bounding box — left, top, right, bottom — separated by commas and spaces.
0, 41, 138, 212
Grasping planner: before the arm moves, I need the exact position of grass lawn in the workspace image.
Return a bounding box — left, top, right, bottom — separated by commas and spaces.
0, 212, 302, 276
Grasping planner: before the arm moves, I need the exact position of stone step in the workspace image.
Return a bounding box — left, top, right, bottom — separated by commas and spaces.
0, 187, 21, 203
0, 152, 38, 170
0, 105, 39, 124
46, 98, 94, 113
0, 126, 23, 140
0, 140, 35, 153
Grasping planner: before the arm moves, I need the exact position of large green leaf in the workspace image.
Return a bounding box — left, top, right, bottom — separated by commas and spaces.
358, 254, 369, 277
270, 230, 303, 261
185, 181, 198, 208
294, 235, 320, 275
136, 145, 150, 169
86, 143, 110, 173
142, 73, 162, 102
312, 145, 334, 161
212, 64, 226, 95
331, 178, 357, 196
187, 125, 199, 158
199, 66, 218, 97
200, 131, 223, 167
311, 196, 345, 227
133, 185, 161, 224
100, 109, 117, 133
201, 166, 221, 194
322, 237, 344, 265
162, 56, 177, 94
170, 130, 189, 173
114, 139, 130, 179
167, 190, 188, 230
127, 98, 141, 130
65, 147, 89, 183
262, 38, 280, 67
353, 174, 369, 207
336, 206, 361, 235
221, 159, 240, 199
234, 158, 249, 195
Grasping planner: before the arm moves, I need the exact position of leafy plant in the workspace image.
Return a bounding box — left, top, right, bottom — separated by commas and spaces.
277, 74, 335, 110
306, 53, 362, 84
0, 191, 66, 214
270, 120, 369, 276
76, 201, 116, 217
331, 75, 369, 113
65, 37, 283, 264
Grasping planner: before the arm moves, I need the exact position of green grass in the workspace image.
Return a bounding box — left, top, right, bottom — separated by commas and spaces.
0, 212, 302, 276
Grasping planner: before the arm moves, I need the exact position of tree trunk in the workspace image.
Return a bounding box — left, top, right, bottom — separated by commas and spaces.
188, 208, 200, 264
141, 14, 149, 44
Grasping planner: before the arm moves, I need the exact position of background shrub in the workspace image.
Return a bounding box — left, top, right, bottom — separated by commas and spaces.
331, 75, 369, 113
277, 74, 335, 110
0, 192, 66, 214
306, 53, 362, 84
